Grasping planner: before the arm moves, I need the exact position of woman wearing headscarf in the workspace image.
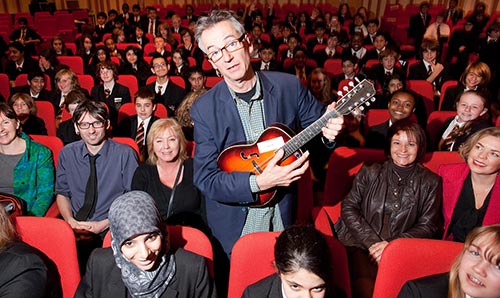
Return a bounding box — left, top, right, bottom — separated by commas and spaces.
75, 191, 215, 298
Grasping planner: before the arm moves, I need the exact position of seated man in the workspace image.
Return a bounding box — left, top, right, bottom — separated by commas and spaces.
55, 100, 138, 268
11, 70, 53, 101
115, 88, 159, 161
146, 56, 186, 116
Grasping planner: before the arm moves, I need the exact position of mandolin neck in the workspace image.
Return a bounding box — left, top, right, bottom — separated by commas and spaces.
281, 108, 341, 160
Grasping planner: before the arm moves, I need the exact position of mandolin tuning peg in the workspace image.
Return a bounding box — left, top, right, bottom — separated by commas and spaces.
342, 86, 349, 91
370, 97, 376, 102
359, 106, 365, 111
337, 90, 343, 96
348, 81, 354, 87
365, 101, 370, 106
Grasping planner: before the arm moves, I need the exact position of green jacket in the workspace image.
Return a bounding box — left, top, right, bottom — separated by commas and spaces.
14, 133, 54, 216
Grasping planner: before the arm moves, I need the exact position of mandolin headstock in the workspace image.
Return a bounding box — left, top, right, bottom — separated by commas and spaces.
335, 79, 376, 116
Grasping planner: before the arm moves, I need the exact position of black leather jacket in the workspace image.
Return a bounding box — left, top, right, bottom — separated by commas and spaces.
335, 161, 442, 249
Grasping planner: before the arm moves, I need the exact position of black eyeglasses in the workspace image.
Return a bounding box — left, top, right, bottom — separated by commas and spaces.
77, 121, 105, 129
207, 34, 246, 63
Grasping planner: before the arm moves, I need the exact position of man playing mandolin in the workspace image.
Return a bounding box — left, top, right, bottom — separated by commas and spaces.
192, 9, 346, 293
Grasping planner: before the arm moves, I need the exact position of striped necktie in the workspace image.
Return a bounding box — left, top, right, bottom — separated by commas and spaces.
136, 121, 145, 155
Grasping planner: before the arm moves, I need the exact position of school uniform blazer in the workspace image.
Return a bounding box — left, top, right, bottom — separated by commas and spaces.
398, 273, 449, 298
242, 274, 282, 298
90, 83, 131, 125
365, 120, 390, 149
190, 71, 325, 255
440, 163, 500, 240
145, 81, 186, 117
75, 247, 215, 298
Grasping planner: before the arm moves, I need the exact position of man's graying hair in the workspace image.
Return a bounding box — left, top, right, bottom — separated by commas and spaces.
194, 10, 246, 53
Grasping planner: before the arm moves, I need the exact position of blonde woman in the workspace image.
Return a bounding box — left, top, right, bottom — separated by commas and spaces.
399, 224, 500, 298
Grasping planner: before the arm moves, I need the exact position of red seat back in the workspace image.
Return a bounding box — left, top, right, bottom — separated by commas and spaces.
34, 100, 56, 136
16, 217, 80, 298
373, 238, 463, 298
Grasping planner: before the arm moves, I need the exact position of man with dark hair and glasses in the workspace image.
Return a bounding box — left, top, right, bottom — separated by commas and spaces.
146, 55, 186, 116
192, 9, 344, 293
55, 100, 138, 270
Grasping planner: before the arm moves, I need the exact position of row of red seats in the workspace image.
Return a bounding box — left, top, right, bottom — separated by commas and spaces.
17, 209, 464, 298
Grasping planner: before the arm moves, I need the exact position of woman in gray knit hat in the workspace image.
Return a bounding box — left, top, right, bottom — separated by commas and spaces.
75, 190, 216, 298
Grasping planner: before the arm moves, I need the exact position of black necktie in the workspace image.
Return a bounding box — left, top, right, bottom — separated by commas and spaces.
75, 154, 100, 221
437, 24, 441, 40
157, 85, 163, 96
427, 65, 433, 76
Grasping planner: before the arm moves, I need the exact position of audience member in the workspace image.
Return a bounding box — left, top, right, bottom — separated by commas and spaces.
333, 55, 358, 87
438, 90, 491, 151
120, 46, 152, 88
349, 13, 368, 39
440, 127, 500, 242
128, 4, 144, 31
368, 48, 405, 89
157, 22, 179, 50
8, 92, 47, 135
129, 26, 148, 47
85, 45, 112, 84
280, 33, 301, 60
104, 37, 123, 61
141, 6, 161, 36
75, 190, 215, 298
336, 119, 441, 298
328, 15, 349, 47
285, 48, 312, 85
315, 32, 341, 68
167, 48, 190, 79
5, 42, 38, 87
52, 69, 89, 115
446, 21, 479, 76
76, 34, 96, 69
423, 13, 450, 46
366, 90, 417, 148
243, 225, 337, 298
408, 40, 447, 91
149, 36, 172, 60
363, 32, 389, 61
343, 32, 367, 65
146, 56, 186, 116
179, 29, 204, 68
0, 206, 62, 297
441, 62, 491, 111
11, 70, 53, 101
252, 43, 281, 71
337, 3, 352, 25
91, 60, 131, 127
115, 88, 159, 161
0, 102, 54, 216
444, 0, 463, 26
306, 21, 327, 55
409, 2, 431, 56
55, 100, 138, 269
94, 12, 108, 42
49, 36, 74, 56
308, 68, 333, 105
56, 90, 85, 145
467, 2, 490, 34
38, 48, 60, 87
131, 118, 207, 232
8, 17, 41, 56
399, 225, 500, 298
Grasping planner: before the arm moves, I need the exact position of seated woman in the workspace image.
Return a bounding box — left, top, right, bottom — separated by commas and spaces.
441, 62, 491, 111
56, 90, 85, 145
438, 90, 491, 151
119, 45, 152, 88
308, 68, 333, 105
441, 127, 500, 242
0, 206, 62, 297
0, 102, 54, 216
176, 68, 207, 141
49, 36, 74, 56
167, 48, 190, 80
243, 225, 337, 298
335, 119, 442, 298
131, 118, 207, 233
75, 191, 215, 298
365, 89, 417, 148
8, 92, 47, 135
399, 224, 500, 298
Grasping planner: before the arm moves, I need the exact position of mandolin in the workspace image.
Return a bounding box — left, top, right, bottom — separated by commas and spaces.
217, 79, 376, 206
